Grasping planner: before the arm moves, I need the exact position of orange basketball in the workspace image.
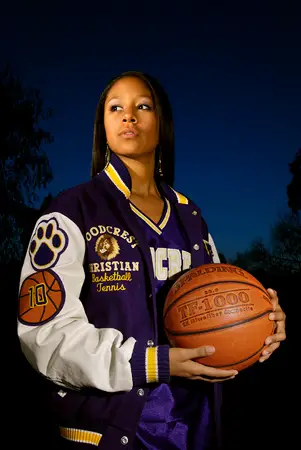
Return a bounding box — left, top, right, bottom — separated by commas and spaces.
18, 269, 65, 325
163, 263, 276, 372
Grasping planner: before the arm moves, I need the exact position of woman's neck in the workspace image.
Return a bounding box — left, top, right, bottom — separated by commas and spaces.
118, 154, 160, 198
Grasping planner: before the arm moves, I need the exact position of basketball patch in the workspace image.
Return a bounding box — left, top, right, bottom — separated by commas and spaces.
18, 269, 65, 326
29, 217, 68, 271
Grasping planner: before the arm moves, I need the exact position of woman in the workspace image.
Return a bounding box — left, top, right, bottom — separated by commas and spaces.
17, 71, 286, 450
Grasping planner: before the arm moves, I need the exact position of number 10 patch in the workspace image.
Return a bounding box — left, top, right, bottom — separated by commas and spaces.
18, 269, 65, 326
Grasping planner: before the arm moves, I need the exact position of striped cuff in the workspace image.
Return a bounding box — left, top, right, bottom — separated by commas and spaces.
60, 427, 102, 446
131, 342, 170, 386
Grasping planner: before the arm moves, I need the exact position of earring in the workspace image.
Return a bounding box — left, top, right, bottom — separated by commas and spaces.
105, 144, 111, 167
158, 148, 163, 177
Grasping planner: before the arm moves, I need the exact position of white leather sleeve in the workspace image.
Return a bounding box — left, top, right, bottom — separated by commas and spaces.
17, 212, 136, 393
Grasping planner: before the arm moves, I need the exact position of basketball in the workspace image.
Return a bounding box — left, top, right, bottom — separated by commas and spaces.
163, 263, 276, 372
18, 269, 65, 325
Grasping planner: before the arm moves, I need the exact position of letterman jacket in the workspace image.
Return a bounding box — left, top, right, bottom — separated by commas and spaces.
17, 153, 222, 449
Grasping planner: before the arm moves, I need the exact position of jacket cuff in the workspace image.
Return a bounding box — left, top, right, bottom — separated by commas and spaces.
130, 342, 170, 386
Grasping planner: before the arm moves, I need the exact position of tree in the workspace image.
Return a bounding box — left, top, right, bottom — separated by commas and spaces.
230, 237, 272, 272
0, 64, 53, 262
230, 213, 301, 275
287, 148, 301, 214
270, 212, 301, 273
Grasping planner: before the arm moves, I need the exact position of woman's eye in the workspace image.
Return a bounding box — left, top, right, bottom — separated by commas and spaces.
110, 105, 122, 112
138, 104, 152, 110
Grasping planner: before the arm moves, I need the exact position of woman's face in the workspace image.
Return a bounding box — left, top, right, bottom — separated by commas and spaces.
104, 76, 159, 160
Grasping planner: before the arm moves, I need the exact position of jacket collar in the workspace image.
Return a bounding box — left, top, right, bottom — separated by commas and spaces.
99, 152, 189, 205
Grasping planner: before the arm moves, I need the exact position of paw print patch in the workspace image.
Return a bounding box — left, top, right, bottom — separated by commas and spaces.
29, 218, 68, 270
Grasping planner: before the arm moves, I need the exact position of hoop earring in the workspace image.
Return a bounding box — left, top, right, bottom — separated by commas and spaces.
105, 144, 111, 167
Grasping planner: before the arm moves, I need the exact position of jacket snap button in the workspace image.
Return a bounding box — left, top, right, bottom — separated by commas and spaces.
147, 340, 154, 347
193, 244, 200, 250
137, 388, 145, 396
192, 210, 197, 215
121, 436, 128, 445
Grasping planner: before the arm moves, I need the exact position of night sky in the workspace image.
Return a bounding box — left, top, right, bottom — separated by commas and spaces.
1, 1, 300, 259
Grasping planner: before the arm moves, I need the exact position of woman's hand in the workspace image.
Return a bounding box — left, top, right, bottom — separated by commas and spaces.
169, 346, 238, 382
259, 288, 286, 363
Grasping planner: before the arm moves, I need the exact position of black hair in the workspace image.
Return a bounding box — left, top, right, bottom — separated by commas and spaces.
91, 70, 175, 186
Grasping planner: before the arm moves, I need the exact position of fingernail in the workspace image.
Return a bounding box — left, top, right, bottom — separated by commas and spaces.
266, 338, 272, 345
205, 346, 215, 353
262, 350, 270, 356
269, 313, 275, 320
259, 357, 264, 363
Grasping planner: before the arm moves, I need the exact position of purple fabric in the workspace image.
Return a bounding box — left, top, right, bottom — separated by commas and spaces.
132, 200, 213, 449
134, 383, 212, 450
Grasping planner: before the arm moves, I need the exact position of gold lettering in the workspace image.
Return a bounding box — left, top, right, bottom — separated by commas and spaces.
105, 262, 112, 271
132, 262, 139, 271
89, 263, 101, 273
113, 227, 121, 236
90, 227, 99, 236
124, 262, 131, 271
121, 230, 129, 239
96, 282, 127, 292
92, 272, 132, 283
90, 261, 140, 273
85, 225, 139, 249
111, 261, 119, 270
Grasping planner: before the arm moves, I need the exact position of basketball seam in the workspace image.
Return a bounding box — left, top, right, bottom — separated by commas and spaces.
39, 305, 46, 322
26, 275, 42, 285
164, 309, 273, 336
209, 344, 265, 368
163, 280, 269, 319
47, 290, 60, 310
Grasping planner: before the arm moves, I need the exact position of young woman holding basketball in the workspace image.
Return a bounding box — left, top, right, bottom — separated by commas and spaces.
17, 71, 286, 450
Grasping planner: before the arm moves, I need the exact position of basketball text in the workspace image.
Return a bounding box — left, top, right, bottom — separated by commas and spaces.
174, 265, 248, 293
177, 291, 253, 327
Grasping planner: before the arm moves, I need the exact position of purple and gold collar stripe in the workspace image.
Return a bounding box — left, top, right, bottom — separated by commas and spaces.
171, 187, 189, 205
130, 198, 171, 235
104, 163, 131, 199
159, 198, 171, 229
103, 153, 189, 205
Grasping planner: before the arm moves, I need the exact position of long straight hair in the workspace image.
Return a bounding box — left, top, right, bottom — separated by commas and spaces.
91, 71, 175, 187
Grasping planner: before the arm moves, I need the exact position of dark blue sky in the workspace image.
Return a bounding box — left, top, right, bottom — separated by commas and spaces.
1, 2, 300, 259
